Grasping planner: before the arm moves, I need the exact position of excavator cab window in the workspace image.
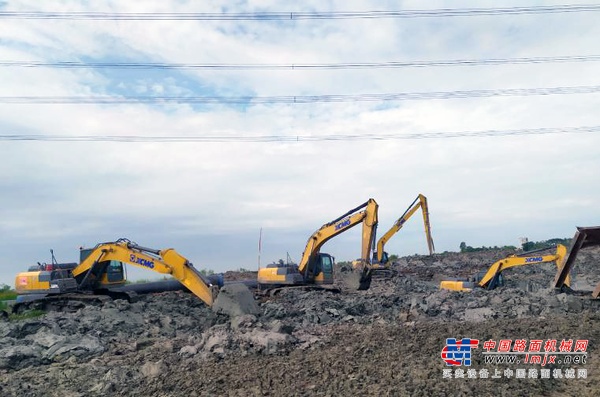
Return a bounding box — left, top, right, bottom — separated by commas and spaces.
381, 251, 389, 264
106, 261, 125, 283
320, 254, 334, 283
321, 256, 332, 272
80, 248, 93, 262
486, 273, 505, 290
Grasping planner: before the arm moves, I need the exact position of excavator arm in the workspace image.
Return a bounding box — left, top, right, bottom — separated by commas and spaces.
375, 194, 434, 264
72, 239, 217, 306
440, 244, 570, 292
298, 198, 379, 279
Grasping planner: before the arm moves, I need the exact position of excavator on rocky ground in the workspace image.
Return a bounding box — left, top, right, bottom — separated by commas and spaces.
440, 244, 570, 292
367, 193, 435, 278
13, 238, 257, 316
554, 226, 600, 298
257, 198, 379, 294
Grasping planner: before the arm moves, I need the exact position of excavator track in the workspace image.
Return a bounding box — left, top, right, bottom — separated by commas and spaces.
256, 284, 342, 298
12, 293, 112, 314
12, 290, 139, 314
371, 268, 398, 280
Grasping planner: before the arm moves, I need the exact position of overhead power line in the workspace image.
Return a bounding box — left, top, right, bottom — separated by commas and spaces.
1, 5, 600, 20
1, 85, 599, 105
1, 126, 599, 142
3, 55, 600, 70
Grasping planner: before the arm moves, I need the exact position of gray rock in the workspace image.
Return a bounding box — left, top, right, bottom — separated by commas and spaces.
0, 345, 41, 369
43, 335, 104, 361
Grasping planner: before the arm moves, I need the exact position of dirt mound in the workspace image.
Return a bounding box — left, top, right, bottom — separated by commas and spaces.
1, 247, 598, 396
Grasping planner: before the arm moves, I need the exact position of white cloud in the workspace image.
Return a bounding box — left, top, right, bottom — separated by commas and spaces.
0, 0, 599, 286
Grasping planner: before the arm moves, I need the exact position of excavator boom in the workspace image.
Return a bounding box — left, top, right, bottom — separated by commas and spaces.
72, 239, 217, 306
375, 194, 434, 264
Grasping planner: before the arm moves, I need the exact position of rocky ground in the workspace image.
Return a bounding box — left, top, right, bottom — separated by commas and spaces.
1, 246, 599, 396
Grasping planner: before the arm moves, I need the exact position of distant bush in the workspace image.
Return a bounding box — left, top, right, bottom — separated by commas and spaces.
522, 238, 572, 251
459, 242, 517, 253
459, 237, 572, 253
0, 284, 17, 301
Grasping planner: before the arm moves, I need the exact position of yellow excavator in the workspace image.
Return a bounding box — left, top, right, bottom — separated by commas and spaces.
257, 198, 379, 291
15, 238, 220, 309
370, 194, 434, 276
440, 244, 570, 292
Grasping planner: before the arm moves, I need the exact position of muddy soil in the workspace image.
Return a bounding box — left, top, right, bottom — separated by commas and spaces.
1, 247, 598, 396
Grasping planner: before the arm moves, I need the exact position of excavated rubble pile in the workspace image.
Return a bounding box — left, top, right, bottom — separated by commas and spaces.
1, 247, 599, 396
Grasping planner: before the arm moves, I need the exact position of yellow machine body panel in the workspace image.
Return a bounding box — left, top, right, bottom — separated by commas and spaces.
439, 280, 472, 292
15, 271, 52, 294
257, 266, 300, 285
257, 268, 285, 284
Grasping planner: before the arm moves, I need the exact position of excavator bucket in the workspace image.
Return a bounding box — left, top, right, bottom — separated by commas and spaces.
554, 226, 600, 297
212, 283, 260, 316
336, 264, 372, 291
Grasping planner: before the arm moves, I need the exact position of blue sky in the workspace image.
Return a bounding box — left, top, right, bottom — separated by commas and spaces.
0, 1, 599, 285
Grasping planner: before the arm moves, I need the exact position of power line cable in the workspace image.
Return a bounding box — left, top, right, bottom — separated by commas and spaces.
1, 126, 598, 142
3, 55, 600, 70
1, 5, 600, 20
1, 85, 599, 104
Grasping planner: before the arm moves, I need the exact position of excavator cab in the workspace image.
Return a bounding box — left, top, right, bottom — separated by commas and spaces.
471, 270, 505, 290
105, 262, 126, 283
306, 253, 335, 285
79, 248, 126, 285
372, 251, 389, 265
